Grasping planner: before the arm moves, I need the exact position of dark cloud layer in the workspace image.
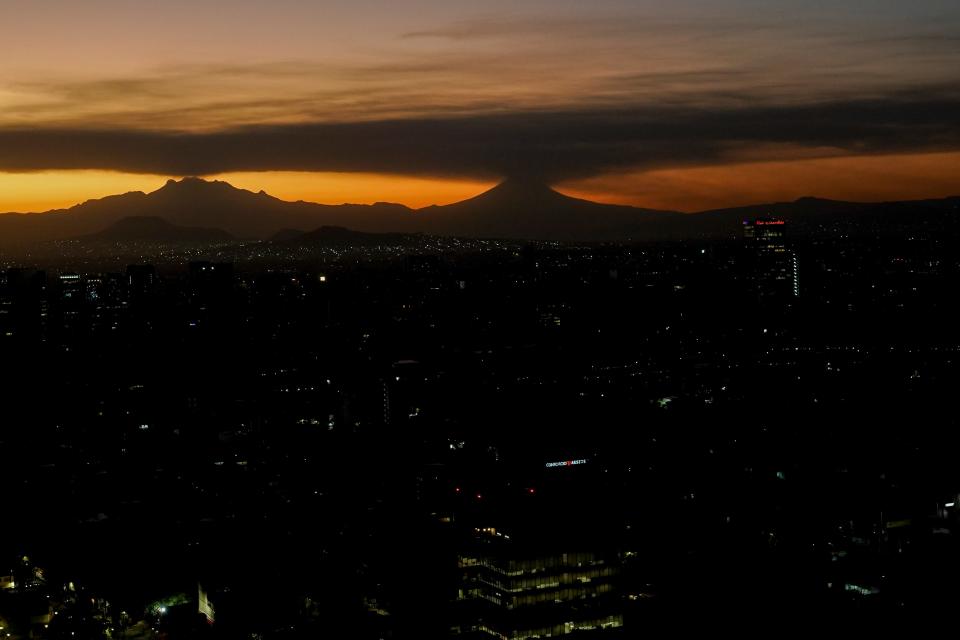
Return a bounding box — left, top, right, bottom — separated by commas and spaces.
1, 88, 958, 182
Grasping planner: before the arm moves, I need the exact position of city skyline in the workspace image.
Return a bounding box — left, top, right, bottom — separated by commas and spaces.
6, 4, 960, 637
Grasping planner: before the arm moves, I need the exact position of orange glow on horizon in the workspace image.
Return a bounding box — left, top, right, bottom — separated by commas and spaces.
0, 171, 495, 213
214, 172, 495, 209
1, 152, 958, 215
560, 151, 960, 212
0, 171, 171, 213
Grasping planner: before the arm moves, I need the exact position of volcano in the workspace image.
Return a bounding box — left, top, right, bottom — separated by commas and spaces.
418, 178, 680, 241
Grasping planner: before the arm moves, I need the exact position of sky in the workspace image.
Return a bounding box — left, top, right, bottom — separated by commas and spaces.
1, 0, 959, 212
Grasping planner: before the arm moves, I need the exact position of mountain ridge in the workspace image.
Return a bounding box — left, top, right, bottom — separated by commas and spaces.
1, 177, 958, 246
79, 215, 234, 244
0, 178, 418, 245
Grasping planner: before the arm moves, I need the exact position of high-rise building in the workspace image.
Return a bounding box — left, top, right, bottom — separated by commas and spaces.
450, 459, 625, 639
742, 218, 799, 298
0, 268, 47, 341
454, 541, 623, 639
126, 264, 157, 299
55, 273, 86, 340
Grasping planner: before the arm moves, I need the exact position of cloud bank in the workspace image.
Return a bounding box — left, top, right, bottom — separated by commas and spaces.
2, 5, 959, 185
1, 86, 958, 182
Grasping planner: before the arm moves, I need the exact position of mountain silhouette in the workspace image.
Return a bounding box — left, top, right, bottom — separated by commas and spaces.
418, 178, 680, 240
0, 177, 682, 245
269, 228, 310, 242
0, 178, 417, 246
80, 216, 233, 244
1, 177, 958, 247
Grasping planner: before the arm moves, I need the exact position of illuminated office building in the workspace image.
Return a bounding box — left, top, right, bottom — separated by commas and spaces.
742, 218, 799, 298
56, 273, 86, 339
451, 458, 624, 639
454, 542, 623, 639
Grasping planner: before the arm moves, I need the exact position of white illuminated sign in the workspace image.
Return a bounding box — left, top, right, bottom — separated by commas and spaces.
545, 459, 587, 468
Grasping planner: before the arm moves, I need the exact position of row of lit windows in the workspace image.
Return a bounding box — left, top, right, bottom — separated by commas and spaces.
461, 553, 607, 576
504, 583, 614, 609
463, 581, 615, 609
473, 613, 624, 639
475, 566, 618, 592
